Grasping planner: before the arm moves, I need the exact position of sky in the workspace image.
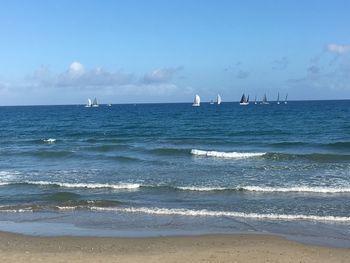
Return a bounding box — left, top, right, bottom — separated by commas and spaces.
0, 0, 350, 105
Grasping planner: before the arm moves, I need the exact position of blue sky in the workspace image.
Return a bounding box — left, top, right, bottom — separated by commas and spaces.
0, 0, 350, 105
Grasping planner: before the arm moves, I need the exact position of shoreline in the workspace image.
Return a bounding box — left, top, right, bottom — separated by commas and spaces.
0, 231, 349, 262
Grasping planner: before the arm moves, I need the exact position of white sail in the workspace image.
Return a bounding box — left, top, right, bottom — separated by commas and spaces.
277, 93, 280, 104
92, 98, 99, 107
260, 93, 269, 105
192, 94, 200, 107
239, 93, 249, 105
85, 98, 92, 107
217, 94, 222, 105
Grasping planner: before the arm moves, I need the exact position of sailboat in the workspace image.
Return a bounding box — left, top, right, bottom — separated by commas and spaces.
239, 93, 249, 105
210, 100, 214, 105
277, 93, 280, 105
254, 95, 257, 104
85, 98, 92, 107
284, 94, 288, 104
192, 94, 200, 107
260, 94, 269, 105
216, 94, 222, 105
92, 98, 99, 107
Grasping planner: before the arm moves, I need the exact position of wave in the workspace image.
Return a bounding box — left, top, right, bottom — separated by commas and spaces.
148, 148, 190, 156
42, 138, 56, 143
24, 181, 140, 190
0, 199, 121, 213
89, 206, 350, 223
191, 149, 266, 159
176, 185, 350, 194
2, 180, 350, 194
239, 185, 350, 194
270, 141, 350, 150
264, 152, 350, 161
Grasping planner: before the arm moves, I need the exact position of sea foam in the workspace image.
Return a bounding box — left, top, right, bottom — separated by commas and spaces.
177, 185, 350, 194
42, 138, 56, 143
191, 149, 266, 159
24, 181, 140, 189
90, 206, 350, 223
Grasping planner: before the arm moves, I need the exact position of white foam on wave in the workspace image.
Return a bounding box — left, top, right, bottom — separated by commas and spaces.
25, 181, 140, 190
0, 208, 33, 213
177, 186, 228, 191
43, 138, 56, 143
56, 206, 77, 211
0, 171, 20, 180
90, 206, 350, 223
191, 149, 266, 159
243, 186, 350, 194
177, 185, 350, 194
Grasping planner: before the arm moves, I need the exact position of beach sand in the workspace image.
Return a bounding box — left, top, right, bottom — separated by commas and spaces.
0, 231, 349, 262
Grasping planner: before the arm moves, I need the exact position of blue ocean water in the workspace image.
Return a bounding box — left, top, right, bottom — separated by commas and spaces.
0, 101, 350, 246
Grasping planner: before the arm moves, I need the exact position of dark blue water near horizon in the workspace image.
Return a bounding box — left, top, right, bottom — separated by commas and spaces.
0, 100, 350, 247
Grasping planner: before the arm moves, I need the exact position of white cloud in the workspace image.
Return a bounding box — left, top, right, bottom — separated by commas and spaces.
0, 62, 186, 104
69, 61, 85, 76
143, 67, 182, 83
327, 43, 350, 54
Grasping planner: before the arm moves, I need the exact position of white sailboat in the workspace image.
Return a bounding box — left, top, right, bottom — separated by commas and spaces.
92, 98, 99, 107
254, 95, 257, 104
192, 94, 200, 107
210, 100, 214, 105
239, 93, 249, 105
277, 93, 280, 105
85, 98, 92, 107
260, 93, 269, 105
216, 94, 222, 105
284, 94, 288, 104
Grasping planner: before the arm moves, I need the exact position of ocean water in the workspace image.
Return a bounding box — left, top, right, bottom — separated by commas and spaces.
0, 101, 350, 246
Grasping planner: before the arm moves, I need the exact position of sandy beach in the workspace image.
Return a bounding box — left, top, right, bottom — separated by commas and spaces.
0, 232, 349, 263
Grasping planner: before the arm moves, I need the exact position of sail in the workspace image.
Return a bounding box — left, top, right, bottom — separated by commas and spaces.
85, 98, 92, 107
247, 95, 249, 103
217, 94, 222, 105
254, 95, 257, 104
277, 93, 280, 104
240, 94, 246, 103
192, 94, 200, 106
284, 93, 288, 104
263, 94, 267, 103
92, 98, 99, 107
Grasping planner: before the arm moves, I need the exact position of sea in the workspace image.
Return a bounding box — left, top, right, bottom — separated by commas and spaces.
0, 100, 349, 247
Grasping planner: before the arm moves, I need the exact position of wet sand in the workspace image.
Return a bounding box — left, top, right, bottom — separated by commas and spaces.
0, 231, 349, 262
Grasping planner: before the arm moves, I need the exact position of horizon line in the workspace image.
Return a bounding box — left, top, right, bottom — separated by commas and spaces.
1, 98, 350, 107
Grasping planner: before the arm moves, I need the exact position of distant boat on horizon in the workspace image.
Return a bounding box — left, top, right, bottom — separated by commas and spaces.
284, 94, 288, 104
260, 94, 269, 105
192, 94, 200, 107
239, 93, 249, 105
85, 98, 92, 107
216, 94, 222, 105
254, 95, 257, 104
210, 100, 214, 105
277, 93, 280, 105
92, 98, 99, 107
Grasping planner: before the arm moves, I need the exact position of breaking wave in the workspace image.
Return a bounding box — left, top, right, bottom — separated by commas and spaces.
42, 138, 56, 143
191, 149, 266, 159
176, 185, 350, 194
89, 206, 350, 223
24, 181, 140, 190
